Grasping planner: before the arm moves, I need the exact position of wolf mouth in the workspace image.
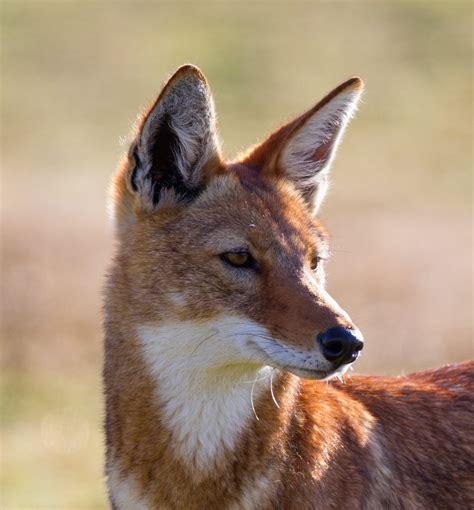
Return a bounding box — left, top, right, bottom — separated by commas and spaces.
283, 366, 334, 380
282, 363, 351, 381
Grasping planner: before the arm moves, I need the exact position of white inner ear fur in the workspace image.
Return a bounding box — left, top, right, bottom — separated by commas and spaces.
280, 85, 363, 210
134, 73, 220, 207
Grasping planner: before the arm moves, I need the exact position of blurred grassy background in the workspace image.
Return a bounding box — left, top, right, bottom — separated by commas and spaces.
1, 1, 472, 508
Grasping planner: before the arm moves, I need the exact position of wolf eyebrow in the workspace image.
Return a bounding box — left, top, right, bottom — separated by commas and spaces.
316, 251, 330, 261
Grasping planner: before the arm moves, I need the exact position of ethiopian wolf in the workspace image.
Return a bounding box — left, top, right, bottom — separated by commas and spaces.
104, 65, 473, 509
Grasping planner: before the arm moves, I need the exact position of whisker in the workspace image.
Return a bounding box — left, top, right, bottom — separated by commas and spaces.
250, 377, 260, 421
270, 370, 280, 409
241, 371, 272, 385
226, 331, 278, 342
201, 320, 296, 342
190, 331, 220, 356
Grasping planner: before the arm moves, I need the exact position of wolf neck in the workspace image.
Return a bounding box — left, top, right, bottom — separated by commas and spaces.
137, 320, 292, 474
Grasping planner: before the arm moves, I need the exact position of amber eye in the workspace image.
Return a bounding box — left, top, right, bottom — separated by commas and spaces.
311, 257, 320, 272
221, 251, 255, 269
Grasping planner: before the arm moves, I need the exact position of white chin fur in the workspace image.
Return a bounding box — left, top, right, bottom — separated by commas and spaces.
323, 362, 353, 380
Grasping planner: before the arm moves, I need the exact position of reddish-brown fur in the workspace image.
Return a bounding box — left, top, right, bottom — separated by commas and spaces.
104, 65, 473, 509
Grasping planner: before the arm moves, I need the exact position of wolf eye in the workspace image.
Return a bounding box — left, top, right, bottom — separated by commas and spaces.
311, 257, 320, 271
221, 251, 255, 269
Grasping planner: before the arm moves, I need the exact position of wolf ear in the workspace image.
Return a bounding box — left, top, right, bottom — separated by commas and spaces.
130, 65, 222, 208
243, 78, 363, 213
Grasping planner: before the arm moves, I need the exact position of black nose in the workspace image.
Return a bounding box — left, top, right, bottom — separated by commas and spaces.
317, 327, 364, 366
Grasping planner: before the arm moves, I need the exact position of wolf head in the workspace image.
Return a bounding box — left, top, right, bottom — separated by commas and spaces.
109, 65, 364, 380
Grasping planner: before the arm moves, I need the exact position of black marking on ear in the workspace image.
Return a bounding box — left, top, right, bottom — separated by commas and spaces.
149, 113, 201, 203
130, 147, 140, 192
148, 113, 181, 203
132, 113, 201, 205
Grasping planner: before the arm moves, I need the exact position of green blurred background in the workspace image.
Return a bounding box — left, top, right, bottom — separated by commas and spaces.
1, 1, 472, 508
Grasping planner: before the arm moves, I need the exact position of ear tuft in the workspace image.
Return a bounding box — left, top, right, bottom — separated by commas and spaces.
131, 65, 221, 209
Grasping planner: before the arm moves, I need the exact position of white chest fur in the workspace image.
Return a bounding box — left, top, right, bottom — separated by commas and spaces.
137, 318, 274, 471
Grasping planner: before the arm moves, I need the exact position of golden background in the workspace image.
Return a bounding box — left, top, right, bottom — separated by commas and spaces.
1, 2, 472, 507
